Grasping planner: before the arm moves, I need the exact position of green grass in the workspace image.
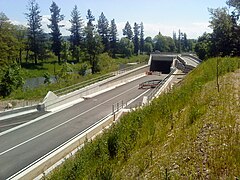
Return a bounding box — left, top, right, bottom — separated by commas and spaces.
2, 54, 149, 100
46, 57, 240, 179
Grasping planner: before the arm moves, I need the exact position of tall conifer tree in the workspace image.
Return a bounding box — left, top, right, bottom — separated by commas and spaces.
139, 22, 144, 54
97, 12, 109, 52
123, 21, 133, 40
133, 22, 140, 54
48, 1, 64, 63
25, 0, 44, 64
69, 5, 84, 61
109, 19, 118, 57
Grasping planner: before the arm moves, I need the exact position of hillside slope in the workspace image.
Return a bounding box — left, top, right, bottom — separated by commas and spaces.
48, 57, 240, 179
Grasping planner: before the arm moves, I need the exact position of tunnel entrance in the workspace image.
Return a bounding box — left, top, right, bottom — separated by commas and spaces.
150, 60, 172, 74
149, 54, 176, 74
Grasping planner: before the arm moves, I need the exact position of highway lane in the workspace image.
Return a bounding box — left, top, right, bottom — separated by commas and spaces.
181, 56, 199, 67
0, 74, 165, 179
0, 111, 48, 133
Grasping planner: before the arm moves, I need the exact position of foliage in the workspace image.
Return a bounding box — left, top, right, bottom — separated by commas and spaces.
47, 57, 240, 179
48, 1, 64, 63
85, 9, 104, 74
139, 22, 144, 54
56, 62, 73, 82
195, 33, 212, 60
227, 0, 240, 14
119, 37, 134, 58
1, 54, 147, 100
0, 13, 19, 65
122, 21, 133, 40
25, 0, 45, 64
0, 64, 24, 97
14, 25, 28, 64
153, 32, 170, 52
209, 7, 234, 56
109, 19, 118, 58
77, 62, 90, 76
69, 5, 84, 62
144, 36, 153, 54
61, 41, 70, 61
195, 1, 240, 59
97, 12, 109, 52
43, 72, 51, 84
133, 22, 140, 55
98, 53, 117, 73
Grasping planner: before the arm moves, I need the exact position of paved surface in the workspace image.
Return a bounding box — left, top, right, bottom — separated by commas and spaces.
181, 56, 199, 67
0, 74, 166, 179
0, 111, 48, 133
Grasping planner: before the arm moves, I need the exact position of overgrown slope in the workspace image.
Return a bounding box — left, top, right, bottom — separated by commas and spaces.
47, 57, 240, 179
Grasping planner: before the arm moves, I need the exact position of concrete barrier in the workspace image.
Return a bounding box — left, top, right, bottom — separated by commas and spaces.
11, 111, 124, 180
39, 65, 149, 111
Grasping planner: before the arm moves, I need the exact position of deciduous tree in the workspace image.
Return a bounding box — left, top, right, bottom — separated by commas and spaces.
119, 37, 134, 58
0, 13, 19, 65
209, 7, 233, 56
0, 63, 24, 97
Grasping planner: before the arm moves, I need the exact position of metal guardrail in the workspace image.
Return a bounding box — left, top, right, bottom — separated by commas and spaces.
147, 68, 177, 102
53, 62, 147, 96
53, 73, 114, 96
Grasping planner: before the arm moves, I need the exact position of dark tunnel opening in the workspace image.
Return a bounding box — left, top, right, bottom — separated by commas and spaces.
150, 60, 173, 74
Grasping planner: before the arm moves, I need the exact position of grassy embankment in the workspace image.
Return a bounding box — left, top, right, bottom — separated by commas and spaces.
5, 54, 148, 100
47, 57, 240, 179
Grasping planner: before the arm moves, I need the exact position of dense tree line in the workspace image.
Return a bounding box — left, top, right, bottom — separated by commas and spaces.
195, 0, 240, 60
0, 0, 195, 97
0, 0, 195, 67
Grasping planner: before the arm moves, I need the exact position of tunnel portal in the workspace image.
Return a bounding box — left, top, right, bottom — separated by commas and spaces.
149, 54, 177, 74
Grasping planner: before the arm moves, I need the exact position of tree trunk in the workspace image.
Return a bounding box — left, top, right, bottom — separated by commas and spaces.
34, 53, 37, 65
19, 48, 22, 64
26, 50, 29, 63
58, 54, 61, 64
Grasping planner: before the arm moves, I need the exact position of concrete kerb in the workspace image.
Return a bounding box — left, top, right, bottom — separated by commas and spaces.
9, 65, 176, 180
153, 69, 180, 99
41, 64, 149, 111
10, 110, 124, 180
0, 105, 37, 121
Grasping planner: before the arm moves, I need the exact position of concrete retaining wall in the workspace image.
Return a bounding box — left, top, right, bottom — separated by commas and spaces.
40, 65, 149, 111
14, 111, 123, 180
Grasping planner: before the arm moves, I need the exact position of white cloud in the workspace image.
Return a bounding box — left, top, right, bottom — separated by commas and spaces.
42, 15, 72, 36
116, 21, 212, 39
10, 20, 27, 26
59, 20, 71, 36
41, 15, 50, 33
11, 17, 211, 39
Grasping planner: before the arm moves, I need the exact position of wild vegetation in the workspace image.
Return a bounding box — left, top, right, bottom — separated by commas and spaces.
46, 56, 240, 179
3, 54, 148, 100
0, 0, 193, 99
195, 0, 240, 59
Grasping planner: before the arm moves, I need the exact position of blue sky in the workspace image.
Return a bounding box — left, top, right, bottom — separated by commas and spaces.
0, 0, 228, 39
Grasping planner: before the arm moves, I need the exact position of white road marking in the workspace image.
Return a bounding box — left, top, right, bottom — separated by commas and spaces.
0, 84, 144, 156
0, 121, 28, 128
126, 89, 150, 106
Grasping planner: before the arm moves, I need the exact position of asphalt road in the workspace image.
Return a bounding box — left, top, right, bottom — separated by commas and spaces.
0, 74, 165, 179
181, 56, 199, 67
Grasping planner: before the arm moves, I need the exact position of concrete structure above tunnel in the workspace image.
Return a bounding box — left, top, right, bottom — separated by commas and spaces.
148, 53, 178, 74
